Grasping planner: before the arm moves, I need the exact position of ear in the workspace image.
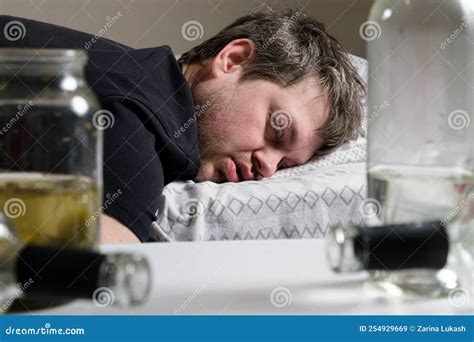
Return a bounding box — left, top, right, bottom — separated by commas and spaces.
210, 39, 256, 78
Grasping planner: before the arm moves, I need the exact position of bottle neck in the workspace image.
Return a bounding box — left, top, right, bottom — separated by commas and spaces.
327, 221, 449, 272
14, 245, 151, 307
97, 253, 152, 307
327, 225, 365, 272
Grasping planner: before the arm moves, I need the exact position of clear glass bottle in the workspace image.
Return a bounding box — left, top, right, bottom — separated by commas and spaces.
0, 212, 151, 313
0, 49, 102, 249
327, 221, 473, 297
366, 0, 474, 296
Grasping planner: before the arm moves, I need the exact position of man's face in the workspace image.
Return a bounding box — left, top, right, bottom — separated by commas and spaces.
193, 77, 329, 183
187, 39, 330, 183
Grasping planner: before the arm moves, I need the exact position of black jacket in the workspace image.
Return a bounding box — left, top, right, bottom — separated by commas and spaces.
0, 15, 200, 241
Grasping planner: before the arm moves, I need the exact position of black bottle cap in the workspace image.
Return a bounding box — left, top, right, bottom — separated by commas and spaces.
353, 221, 449, 270
15, 245, 106, 299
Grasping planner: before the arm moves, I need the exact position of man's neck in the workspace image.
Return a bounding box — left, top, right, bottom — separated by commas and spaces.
182, 63, 201, 89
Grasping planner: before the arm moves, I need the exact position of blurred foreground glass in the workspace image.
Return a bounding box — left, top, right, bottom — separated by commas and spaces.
0, 212, 151, 313
366, 0, 474, 296
0, 49, 102, 249
327, 221, 473, 303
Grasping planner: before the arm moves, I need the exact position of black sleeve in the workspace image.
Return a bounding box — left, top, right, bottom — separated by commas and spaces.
100, 97, 164, 242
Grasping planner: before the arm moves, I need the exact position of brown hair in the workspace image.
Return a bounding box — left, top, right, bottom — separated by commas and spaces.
179, 8, 366, 156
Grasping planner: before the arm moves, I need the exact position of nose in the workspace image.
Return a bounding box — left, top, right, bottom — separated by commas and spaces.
252, 147, 285, 178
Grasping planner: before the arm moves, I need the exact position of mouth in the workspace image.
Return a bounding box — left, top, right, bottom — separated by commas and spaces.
234, 159, 254, 181
224, 158, 254, 182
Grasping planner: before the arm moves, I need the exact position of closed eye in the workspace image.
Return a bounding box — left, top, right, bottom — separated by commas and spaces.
273, 127, 284, 142
277, 158, 288, 170
269, 110, 286, 143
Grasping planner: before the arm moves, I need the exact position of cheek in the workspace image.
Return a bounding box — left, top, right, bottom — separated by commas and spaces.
222, 99, 266, 138
202, 86, 268, 152
220, 112, 264, 148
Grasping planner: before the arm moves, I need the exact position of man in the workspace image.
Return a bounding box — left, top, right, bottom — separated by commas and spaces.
0, 9, 365, 244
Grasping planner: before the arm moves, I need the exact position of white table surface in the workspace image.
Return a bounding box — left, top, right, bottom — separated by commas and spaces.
27, 239, 473, 315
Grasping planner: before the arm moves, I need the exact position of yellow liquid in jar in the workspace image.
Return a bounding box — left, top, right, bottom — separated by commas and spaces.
0, 173, 99, 249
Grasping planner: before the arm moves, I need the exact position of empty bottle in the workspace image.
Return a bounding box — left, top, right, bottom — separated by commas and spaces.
365, 0, 474, 296
0, 212, 151, 312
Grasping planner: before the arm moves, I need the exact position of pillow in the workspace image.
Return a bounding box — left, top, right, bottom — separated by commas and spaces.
150, 54, 368, 242
151, 162, 367, 241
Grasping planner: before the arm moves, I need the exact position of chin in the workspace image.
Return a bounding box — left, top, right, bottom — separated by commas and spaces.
194, 162, 224, 183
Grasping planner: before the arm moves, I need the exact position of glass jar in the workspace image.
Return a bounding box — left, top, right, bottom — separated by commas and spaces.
0, 49, 102, 249
366, 0, 474, 297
